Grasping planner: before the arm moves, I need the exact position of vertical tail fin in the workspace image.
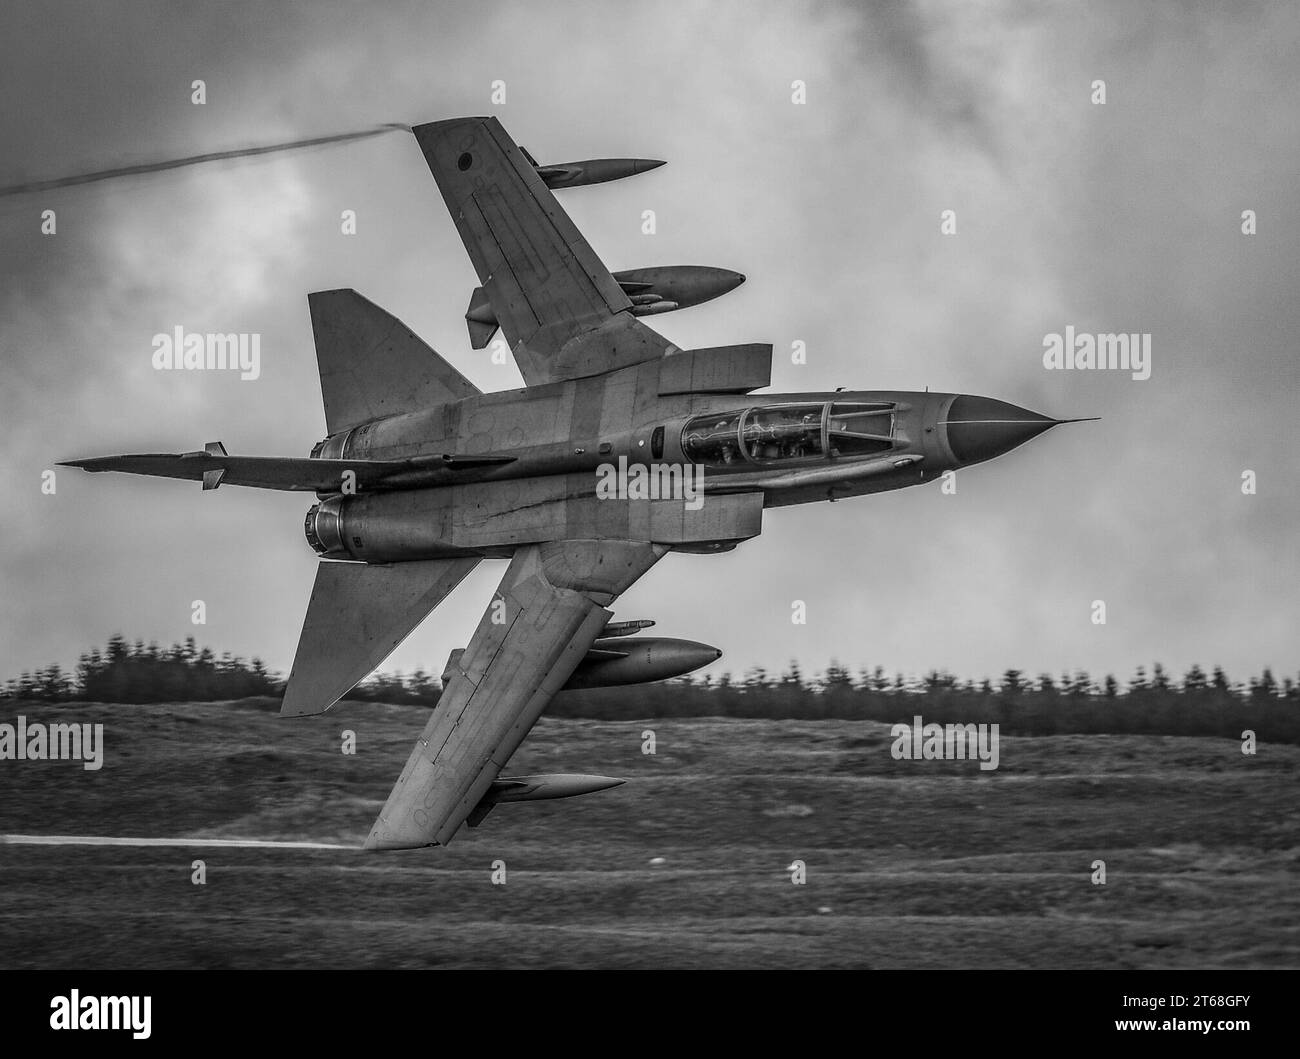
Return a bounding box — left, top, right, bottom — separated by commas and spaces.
309, 289, 480, 434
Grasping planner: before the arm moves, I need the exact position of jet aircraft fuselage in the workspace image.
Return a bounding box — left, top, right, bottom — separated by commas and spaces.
304, 376, 1062, 563
62, 114, 1083, 850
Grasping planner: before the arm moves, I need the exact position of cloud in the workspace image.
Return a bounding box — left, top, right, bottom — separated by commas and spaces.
2, 0, 1296, 688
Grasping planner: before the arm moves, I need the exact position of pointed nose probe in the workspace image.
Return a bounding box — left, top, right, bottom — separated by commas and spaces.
943, 396, 1096, 466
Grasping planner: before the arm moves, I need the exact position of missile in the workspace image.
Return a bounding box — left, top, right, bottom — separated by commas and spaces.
466, 773, 625, 828
523, 151, 666, 190
562, 636, 721, 690
600, 618, 655, 638
630, 300, 678, 317
487, 773, 625, 803
612, 265, 745, 311
441, 634, 717, 692
465, 265, 745, 348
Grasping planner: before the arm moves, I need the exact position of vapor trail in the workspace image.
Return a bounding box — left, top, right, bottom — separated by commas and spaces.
2, 833, 356, 849
0, 123, 412, 198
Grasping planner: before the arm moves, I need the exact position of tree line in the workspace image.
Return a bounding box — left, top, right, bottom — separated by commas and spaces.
3, 636, 1297, 742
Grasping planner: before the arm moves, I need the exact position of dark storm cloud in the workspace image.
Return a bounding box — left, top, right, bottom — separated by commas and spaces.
837, 0, 1006, 156
2, 0, 1296, 691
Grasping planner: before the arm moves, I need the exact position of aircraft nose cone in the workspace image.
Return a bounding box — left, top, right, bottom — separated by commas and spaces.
944, 396, 1058, 466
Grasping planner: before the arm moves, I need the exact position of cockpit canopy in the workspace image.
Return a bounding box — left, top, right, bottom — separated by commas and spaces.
682, 402, 896, 467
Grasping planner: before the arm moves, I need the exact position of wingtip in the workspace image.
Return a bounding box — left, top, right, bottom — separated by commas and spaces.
279, 705, 329, 719
278, 692, 335, 718
411, 116, 492, 138
363, 825, 439, 852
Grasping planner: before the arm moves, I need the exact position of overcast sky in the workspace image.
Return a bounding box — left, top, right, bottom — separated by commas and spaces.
3, 0, 1297, 690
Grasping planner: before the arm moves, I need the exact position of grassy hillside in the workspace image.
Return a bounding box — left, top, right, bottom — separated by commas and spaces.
0, 699, 1294, 968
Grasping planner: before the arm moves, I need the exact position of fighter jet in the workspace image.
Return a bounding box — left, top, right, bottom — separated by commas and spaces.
63, 116, 1086, 850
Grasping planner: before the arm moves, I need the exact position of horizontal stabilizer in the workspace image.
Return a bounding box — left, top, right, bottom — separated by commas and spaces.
281, 557, 480, 717
310, 289, 480, 434
60, 449, 514, 492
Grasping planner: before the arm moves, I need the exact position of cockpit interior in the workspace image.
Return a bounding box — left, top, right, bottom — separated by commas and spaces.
681, 402, 896, 467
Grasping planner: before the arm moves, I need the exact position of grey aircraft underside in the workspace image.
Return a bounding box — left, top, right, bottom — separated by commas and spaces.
64, 116, 1085, 850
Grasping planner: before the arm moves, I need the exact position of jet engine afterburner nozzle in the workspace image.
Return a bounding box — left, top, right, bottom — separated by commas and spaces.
303, 496, 348, 559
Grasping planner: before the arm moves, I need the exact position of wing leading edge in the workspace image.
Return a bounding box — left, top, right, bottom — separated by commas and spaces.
365, 539, 666, 849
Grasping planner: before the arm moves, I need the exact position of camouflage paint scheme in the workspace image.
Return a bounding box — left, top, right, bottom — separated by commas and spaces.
65, 117, 1077, 849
